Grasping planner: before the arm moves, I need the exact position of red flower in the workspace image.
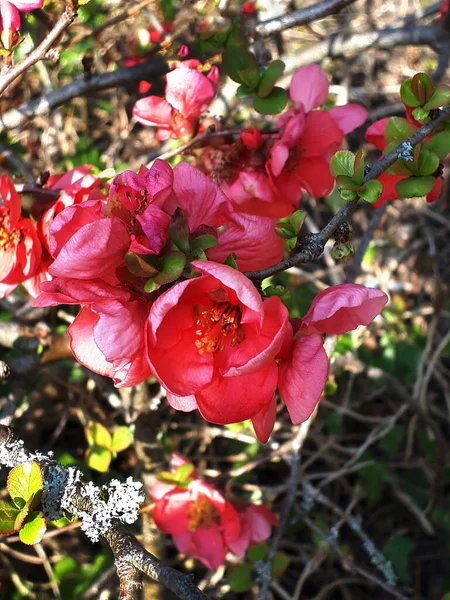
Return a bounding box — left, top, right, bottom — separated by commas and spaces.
240, 128, 263, 150
267, 65, 367, 199
147, 261, 289, 425
0, 0, 44, 48
277, 284, 388, 426
0, 176, 41, 298
133, 61, 219, 141
151, 455, 277, 568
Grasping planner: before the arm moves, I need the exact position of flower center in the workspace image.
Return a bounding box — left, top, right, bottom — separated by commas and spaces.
186, 494, 219, 532
0, 214, 22, 250
194, 300, 245, 355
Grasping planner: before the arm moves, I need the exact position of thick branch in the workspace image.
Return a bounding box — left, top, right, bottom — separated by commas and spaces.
255, 0, 358, 36
0, 57, 168, 134
0, 4, 77, 97
245, 105, 450, 280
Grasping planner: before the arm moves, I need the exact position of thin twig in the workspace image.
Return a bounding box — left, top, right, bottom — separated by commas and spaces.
0, 3, 78, 97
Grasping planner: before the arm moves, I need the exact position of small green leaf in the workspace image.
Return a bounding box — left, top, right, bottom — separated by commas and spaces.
257, 60, 285, 98
331, 242, 353, 260
395, 176, 435, 198
86, 446, 112, 473
110, 427, 133, 453
336, 175, 364, 192
274, 222, 295, 239
229, 565, 254, 592
236, 84, 253, 98
384, 117, 416, 143
290, 210, 306, 234
423, 84, 450, 110
253, 87, 287, 115
423, 130, 450, 159
238, 66, 260, 90
224, 253, 238, 269
125, 253, 159, 278
248, 543, 268, 563
174, 463, 195, 484
7, 462, 43, 506
411, 107, 430, 124
223, 47, 258, 84
353, 151, 365, 185
85, 422, 112, 449
191, 235, 219, 252
264, 284, 291, 305
330, 151, 355, 178
271, 552, 290, 578
400, 79, 421, 107
19, 511, 47, 545
418, 150, 439, 176
0, 500, 21, 536
358, 180, 383, 204
144, 279, 160, 293
382, 534, 415, 582
411, 73, 434, 105
154, 251, 186, 285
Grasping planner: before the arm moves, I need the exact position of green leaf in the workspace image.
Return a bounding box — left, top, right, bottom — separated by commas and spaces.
174, 463, 195, 484
395, 176, 435, 198
0, 500, 21, 536
382, 534, 415, 582
248, 543, 268, 563
154, 251, 186, 285
378, 426, 405, 456
418, 150, 439, 176
236, 84, 254, 98
358, 180, 383, 204
423, 84, 450, 110
290, 210, 306, 234
411, 107, 430, 124
125, 252, 159, 278
110, 427, 133, 453
85, 421, 112, 449
257, 60, 285, 98
53, 556, 79, 582
271, 552, 290, 578
423, 130, 450, 159
223, 47, 258, 84
253, 87, 287, 115
411, 72, 434, 105
353, 151, 365, 185
238, 66, 260, 90
144, 279, 160, 293
331, 242, 353, 260
400, 79, 421, 108
330, 151, 355, 178
19, 511, 47, 545
191, 235, 219, 252
86, 446, 112, 473
228, 565, 254, 592
384, 117, 416, 143
274, 222, 295, 239
336, 175, 363, 192
7, 462, 43, 506
360, 459, 390, 507
224, 253, 238, 269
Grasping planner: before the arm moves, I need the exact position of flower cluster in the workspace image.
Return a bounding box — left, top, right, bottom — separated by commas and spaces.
2, 63, 390, 442
151, 455, 278, 568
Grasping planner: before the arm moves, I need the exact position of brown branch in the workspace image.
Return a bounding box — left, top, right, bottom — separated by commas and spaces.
0, 3, 78, 97
255, 0, 358, 37
0, 57, 169, 134
245, 105, 450, 281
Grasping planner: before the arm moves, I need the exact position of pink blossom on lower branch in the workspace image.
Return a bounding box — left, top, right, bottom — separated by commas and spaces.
151, 455, 278, 568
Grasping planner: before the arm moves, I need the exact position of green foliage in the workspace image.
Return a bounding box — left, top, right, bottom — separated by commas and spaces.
0, 462, 46, 544
382, 534, 415, 582
228, 543, 290, 592
331, 150, 383, 204
85, 421, 133, 473
253, 87, 288, 115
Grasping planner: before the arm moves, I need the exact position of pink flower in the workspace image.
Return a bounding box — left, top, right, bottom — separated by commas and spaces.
277, 284, 388, 426
151, 474, 241, 569
146, 261, 289, 425
0, 176, 42, 298
151, 455, 277, 568
0, 0, 43, 47
267, 65, 367, 199
133, 61, 219, 140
